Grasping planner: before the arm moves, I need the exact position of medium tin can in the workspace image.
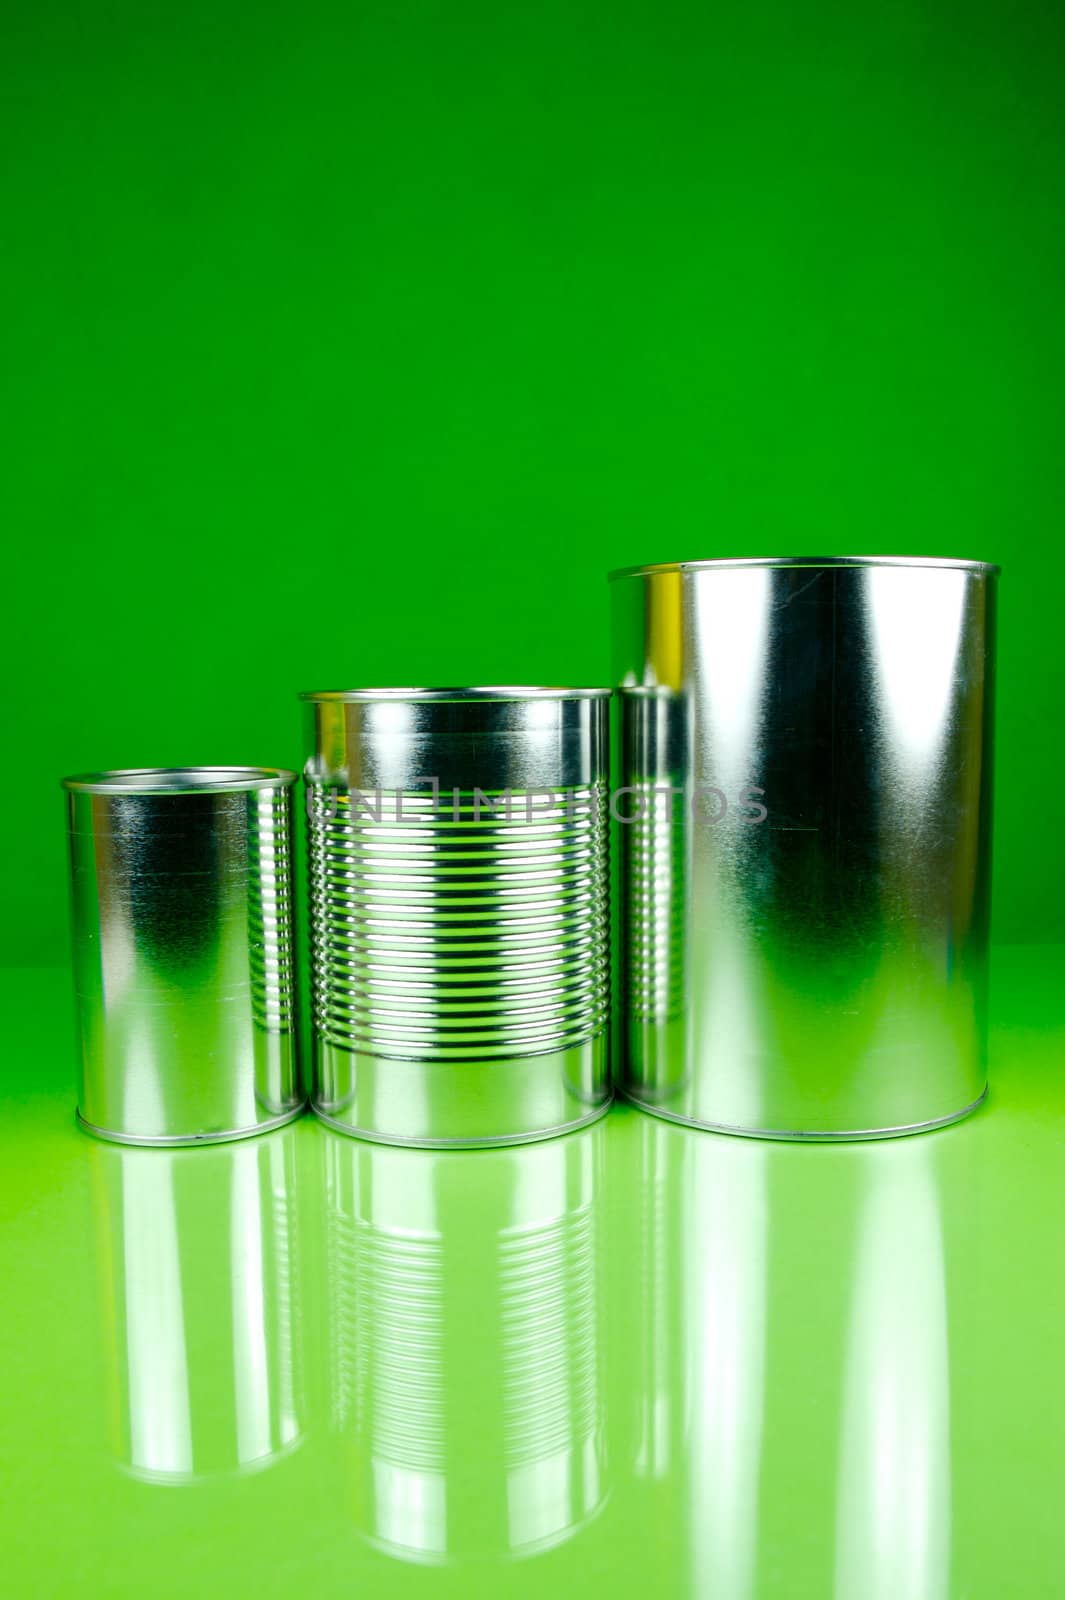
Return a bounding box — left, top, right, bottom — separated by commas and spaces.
63, 767, 302, 1144
302, 688, 611, 1146
610, 556, 998, 1139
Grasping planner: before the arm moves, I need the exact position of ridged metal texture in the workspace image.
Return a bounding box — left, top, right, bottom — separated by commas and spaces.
247, 785, 298, 1036
307, 785, 608, 1061
621, 688, 688, 1034
303, 689, 611, 1146
63, 767, 302, 1145
324, 1130, 606, 1562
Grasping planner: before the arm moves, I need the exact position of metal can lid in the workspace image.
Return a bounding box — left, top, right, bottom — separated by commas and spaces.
298, 686, 611, 703
61, 766, 297, 794
609, 554, 1000, 580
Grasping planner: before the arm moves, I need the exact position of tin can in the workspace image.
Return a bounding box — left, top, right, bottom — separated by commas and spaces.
63, 767, 302, 1144
301, 688, 611, 1146
610, 556, 998, 1139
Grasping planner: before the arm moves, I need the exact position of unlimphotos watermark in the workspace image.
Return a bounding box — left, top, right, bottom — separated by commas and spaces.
307, 779, 767, 825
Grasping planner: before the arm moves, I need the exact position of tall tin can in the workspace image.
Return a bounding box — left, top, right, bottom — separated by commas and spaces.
63, 767, 302, 1144
610, 556, 998, 1139
301, 688, 611, 1146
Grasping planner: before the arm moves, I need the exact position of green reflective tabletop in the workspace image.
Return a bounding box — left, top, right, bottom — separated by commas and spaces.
1, 952, 1063, 1597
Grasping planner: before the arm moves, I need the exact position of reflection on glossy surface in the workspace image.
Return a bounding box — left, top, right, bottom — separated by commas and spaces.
622, 1113, 958, 1598
612, 558, 997, 1136
324, 1123, 607, 1561
89, 1129, 304, 1482
630, 1116, 768, 1595
4, 961, 1064, 1596
833, 1147, 951, 1600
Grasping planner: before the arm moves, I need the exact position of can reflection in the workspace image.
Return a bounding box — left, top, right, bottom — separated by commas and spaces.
90, 1129, 304, 1483
832, 1149, 952, 1600
630, 1117, 768, 1596
627, 1120, 957, 1596
325, 1125, 607, 1562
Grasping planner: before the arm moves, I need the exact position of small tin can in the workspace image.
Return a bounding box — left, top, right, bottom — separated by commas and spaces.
611, 556, 998, 1139
63, 767, 303, 1144
301, 687, 611, 1146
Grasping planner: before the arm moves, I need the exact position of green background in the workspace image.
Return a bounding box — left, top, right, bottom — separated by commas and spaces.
3, 0, 1063, 958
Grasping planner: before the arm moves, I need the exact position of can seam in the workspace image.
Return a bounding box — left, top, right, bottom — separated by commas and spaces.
299, 686, 611, 703
62, 766, 298, 795
310, 1098, 612, 1148
608, 555, 1000, 580
618, 1086, 988, 1141
75, 1105, 306, 1147
114, 1431, 305, 1485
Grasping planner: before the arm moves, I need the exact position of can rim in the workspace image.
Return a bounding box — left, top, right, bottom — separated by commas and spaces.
61, 766, 298, 795
608, 554, 1000, 579
298, 686, 611, 703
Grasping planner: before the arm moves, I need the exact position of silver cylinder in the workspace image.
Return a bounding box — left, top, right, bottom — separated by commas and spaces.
302, 687, 611, 1146
610, 556, 998, 1139
63, 767, 302, 1145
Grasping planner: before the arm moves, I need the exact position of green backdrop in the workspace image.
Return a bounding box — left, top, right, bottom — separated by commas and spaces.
3, 0, 1062, 962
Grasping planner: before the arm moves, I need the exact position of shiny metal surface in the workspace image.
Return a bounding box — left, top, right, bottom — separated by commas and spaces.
621, 1110, 965, 1596
610, 557, 998, 1137
302, 688, 611, 1145
89, 1130, 304, 1482
63, 767, 302, 1144
323, 1125, 606, 1562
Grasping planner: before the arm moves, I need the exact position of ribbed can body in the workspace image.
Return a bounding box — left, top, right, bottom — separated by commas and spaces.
303, 689, 611, 1146
64, 768, 302, 1145
611, 557, 998, 1139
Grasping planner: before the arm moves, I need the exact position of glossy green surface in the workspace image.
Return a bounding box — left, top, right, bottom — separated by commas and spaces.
1, 952, 1062, 1596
